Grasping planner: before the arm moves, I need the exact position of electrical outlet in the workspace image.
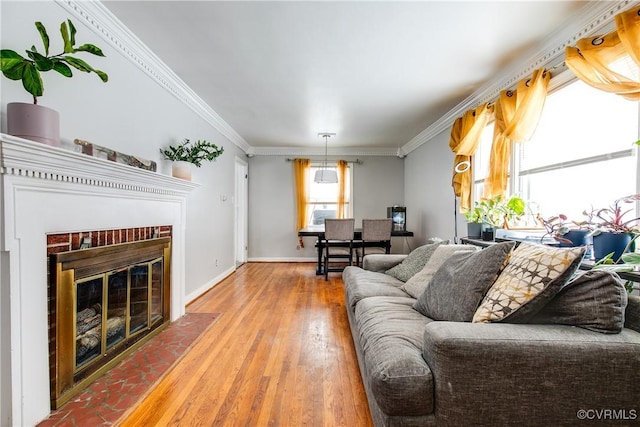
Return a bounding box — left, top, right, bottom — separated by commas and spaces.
215, 259, 219, 267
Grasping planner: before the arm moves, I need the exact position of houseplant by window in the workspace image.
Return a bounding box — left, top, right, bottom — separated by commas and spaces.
469, 195, 526, 241
160, 138, 224, 181
1, 19, 108, 146
587, 194, 640, 262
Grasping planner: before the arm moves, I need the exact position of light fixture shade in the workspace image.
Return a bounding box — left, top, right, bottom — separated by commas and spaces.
314, 169, 338, 183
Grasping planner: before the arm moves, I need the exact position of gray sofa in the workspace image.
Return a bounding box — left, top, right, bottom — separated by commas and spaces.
342, 251, 640, 427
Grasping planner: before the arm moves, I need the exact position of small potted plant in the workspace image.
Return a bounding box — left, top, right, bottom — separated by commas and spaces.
470, 195, 526, 241
464, 206, 483, 239
1, 19, 108, 146
539, 213, 591, 247
587, 194, 640, 262
160, 138, 224, 180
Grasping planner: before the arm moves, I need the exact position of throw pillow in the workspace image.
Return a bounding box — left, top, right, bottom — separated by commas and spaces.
473, 243, 586, 323
529, 270, 628, 334
401, 244, 479, 299
413, 241, 515, 322
385, 242, 442, 282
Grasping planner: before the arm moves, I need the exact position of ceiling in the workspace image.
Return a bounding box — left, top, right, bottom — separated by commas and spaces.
102, 1, 588, 153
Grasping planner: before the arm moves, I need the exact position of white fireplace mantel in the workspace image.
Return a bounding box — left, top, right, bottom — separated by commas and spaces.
0, 133, 199, 426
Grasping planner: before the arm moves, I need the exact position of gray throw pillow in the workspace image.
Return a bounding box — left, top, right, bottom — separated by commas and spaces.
385, 242, 442, 282
401, 244, 478, 298
413, 241, 515, 322
530, 270, 628, 334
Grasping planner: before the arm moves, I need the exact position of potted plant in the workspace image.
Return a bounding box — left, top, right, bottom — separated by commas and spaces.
539, 213, 591, 247
160, 138, 224, 181
464, 208, 483, 239
587, 194, 640, 262
470, 195, 526, 241
1, 19, 108, 146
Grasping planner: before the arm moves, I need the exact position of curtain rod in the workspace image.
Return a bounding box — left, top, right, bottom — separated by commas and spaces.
285, 158, 363, 165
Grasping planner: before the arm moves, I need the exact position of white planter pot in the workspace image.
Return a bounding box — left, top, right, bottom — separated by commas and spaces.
7, 102, 60, 146
172, 161, 192, 181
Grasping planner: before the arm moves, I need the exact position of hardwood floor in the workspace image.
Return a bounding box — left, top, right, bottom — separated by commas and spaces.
118, 262, 373, 427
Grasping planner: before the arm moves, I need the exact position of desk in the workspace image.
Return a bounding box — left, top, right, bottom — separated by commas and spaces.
298, 226, 414, 275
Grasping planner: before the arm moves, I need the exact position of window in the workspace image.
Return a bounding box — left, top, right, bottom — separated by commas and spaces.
307, 164, 352, 225
473, 76, 640, 221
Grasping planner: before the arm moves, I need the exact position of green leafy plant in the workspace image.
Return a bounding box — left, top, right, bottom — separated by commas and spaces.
593, 234, 640, 293
0, 19, 108, 104
160, 139, 224, 167
466, 195, 526, 228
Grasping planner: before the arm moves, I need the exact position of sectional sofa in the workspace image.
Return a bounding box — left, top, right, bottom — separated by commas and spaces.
342, 242, 640, 426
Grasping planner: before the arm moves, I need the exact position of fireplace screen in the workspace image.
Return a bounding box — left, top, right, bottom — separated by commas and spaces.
50, 238, 170, 409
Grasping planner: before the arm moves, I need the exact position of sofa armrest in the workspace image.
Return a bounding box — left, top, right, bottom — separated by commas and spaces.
362, 254, 407, 273
422, 322, 640, 426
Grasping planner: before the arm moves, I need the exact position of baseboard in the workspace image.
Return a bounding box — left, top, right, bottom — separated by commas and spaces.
185, 266, 235, 304
248, 257, 317, 263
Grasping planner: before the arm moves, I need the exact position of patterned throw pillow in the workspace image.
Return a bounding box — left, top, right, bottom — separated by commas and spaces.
473, 243, 585, 323
401, 244, 479, 299
385, 242, 442, 282
413, 241, 515, 322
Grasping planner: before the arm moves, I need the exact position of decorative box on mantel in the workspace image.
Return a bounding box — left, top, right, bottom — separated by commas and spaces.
0, 134, 199, 426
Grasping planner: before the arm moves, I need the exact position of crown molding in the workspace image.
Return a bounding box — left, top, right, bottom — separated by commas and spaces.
54, 0, 251, 153
247, 146, 402, 157
401, 0, 638, 156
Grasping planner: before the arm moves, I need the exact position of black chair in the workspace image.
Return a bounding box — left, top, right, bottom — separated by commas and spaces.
322, 218, 355, 280
356, 218, 392, 266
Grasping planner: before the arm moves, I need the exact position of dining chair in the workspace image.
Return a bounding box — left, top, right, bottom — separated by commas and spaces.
322, 218, 355, 280
356, 218, 392, 266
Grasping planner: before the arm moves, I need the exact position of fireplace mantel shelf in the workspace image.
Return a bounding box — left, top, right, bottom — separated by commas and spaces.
1, 133, 200, 196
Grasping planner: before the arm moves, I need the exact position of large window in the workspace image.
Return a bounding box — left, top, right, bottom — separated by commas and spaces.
474, 76, 640, 221
307, 164, 352, 225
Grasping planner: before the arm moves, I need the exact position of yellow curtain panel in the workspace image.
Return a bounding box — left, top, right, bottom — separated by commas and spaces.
337, 160, 348, 219
565, 6, 640, 101
449, 103, 493, 212
484, 68, 550, 198
293, 158, 310, 247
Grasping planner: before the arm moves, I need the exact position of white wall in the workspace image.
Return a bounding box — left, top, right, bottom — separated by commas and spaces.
404, 128, 463, 246
248, 155, 405, 260
0, 0, 242, 296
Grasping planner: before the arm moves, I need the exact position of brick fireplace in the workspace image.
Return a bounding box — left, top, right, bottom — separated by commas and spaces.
47, 227, 172, 408
1, 134, 199, 426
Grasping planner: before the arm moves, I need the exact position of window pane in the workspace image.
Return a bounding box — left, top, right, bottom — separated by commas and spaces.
520, 79, 638, 171
520, 156, 636, 221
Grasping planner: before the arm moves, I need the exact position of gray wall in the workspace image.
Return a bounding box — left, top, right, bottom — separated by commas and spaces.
248, 155, 405, 260
0, 1, 243, 298
404, 128, 463, 246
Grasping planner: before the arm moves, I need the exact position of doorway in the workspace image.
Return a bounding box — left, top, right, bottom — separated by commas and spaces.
234, 157, 248, 267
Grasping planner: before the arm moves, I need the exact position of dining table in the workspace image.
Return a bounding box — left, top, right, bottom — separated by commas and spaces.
298, 225, 414, 275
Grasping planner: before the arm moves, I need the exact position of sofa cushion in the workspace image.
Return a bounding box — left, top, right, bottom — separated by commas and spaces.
343, 266, 408, 308
413, 241, 515, 322
401, 244, 478, 299
473, 243, 585, 323
355, 296, 434, 416
385, 242, 441, 282
530, 270, 628, 333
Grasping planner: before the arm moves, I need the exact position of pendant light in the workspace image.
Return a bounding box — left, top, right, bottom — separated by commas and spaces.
314, 132, 338, 183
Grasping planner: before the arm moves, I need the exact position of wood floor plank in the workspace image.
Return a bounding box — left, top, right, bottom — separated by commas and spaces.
118, 262, 372, 427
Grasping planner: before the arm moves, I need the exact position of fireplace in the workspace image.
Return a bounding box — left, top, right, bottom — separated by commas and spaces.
48, 236, 172, 408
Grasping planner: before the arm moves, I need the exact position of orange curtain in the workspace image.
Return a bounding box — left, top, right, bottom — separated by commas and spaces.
293, 158, 310, 247
336, 160, 348, 218
565, 6, 640, 101
484, 68, 550, 198
449, 103, 493, 212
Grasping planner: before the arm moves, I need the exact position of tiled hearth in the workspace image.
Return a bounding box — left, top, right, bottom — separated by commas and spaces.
38, 312, 219, 427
